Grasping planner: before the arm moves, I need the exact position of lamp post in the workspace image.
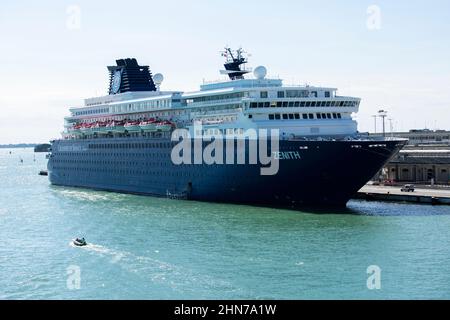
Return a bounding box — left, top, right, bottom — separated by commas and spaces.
378, 110, 388, 137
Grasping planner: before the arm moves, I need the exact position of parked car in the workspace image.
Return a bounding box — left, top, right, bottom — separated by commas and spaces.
401, 184, 415, 192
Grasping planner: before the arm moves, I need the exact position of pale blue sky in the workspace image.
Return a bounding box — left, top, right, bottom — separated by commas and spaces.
0, 0, 449, 143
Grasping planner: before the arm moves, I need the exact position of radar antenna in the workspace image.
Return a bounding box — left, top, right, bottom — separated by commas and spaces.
220, 47, 251, 80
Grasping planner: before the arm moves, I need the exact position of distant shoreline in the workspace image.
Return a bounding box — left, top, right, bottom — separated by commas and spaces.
0, 144, 38, 149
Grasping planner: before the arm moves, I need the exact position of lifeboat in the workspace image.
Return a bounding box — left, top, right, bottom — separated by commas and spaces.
80, 123, 93, 134
124, 121, 141, 132
91, 122, 108, 134
68, 125, 81, 135
139, 118, 158, 132
156, 120, 175, 132
106, 121, 126, 133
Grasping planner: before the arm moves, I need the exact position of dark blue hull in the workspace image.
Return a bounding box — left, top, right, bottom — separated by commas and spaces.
48, 137, 405, 208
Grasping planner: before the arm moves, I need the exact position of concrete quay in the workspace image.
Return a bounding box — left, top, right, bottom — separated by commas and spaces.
355, 185, 450, 205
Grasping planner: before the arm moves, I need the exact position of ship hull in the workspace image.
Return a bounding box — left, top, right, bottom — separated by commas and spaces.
47, 137, 406, 208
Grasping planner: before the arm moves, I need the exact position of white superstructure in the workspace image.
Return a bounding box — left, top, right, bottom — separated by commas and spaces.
63, 53, 360, 140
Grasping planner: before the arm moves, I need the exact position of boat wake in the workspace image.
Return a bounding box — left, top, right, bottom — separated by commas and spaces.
69, 241, 250, 298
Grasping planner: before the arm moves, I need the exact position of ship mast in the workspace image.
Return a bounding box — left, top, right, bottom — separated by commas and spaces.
220, 47, 250, 80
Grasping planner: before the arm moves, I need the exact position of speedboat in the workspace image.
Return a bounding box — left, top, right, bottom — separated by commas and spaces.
73, 237, 87, 246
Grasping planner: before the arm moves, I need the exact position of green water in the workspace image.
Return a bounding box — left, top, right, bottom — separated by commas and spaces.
1, 148, 449, 299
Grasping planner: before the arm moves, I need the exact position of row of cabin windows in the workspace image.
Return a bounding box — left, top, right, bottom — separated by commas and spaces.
259, 90, 332, 99
189, 92, 245, 104
196, 128, 245, 136
275, 90, 330, 98
249, 101, 357, 108
268, 113, 342, 120
88, 142, 173, 149
74, 107, 109, 116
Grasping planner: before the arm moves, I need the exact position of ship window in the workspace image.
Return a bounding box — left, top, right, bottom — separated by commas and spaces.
282, 114, 288, 120
277, 102, 282, 108
320, 101, 326, 107
294, 113, 300, 119
248, 114, 253, 119
282, 101, 288, 107
260, 91, 268, 98
264, 102, 270, 108
258, 102, 264, 108
275, 114, 281, 120
327, 113, 332, 119
333, 113, 337, 119
294, 101, 300, 107
316, 113, 322, 119
311, 101, 316, 107
250, 102, 257, 108
300, 102, 306, 107
306, 102, 311, 107
269, 114, 275, 120
288, 114, 294, 119
309, 113, 314, 119
288, 102, 294, 107
325, 91, 331, 98
337, 113, 342, 119
277, 91, 285, 98
322, 113, 327, 119
302, 114, 308, 119
311, 91, 318, 98
326, 101, 331, 107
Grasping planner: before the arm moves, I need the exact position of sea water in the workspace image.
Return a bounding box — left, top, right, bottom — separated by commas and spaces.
1, 148, 449, 299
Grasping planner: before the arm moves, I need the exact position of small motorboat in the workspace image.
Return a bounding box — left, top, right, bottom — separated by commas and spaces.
73, 237, 87, 247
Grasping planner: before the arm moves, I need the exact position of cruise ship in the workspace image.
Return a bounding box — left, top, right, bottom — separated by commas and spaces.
48, 48, 406, 207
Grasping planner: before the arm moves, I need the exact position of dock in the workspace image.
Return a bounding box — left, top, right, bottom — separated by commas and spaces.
355, 185, 450, 205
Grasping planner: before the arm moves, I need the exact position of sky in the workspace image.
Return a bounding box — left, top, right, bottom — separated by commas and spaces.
0, 0, 449, 143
